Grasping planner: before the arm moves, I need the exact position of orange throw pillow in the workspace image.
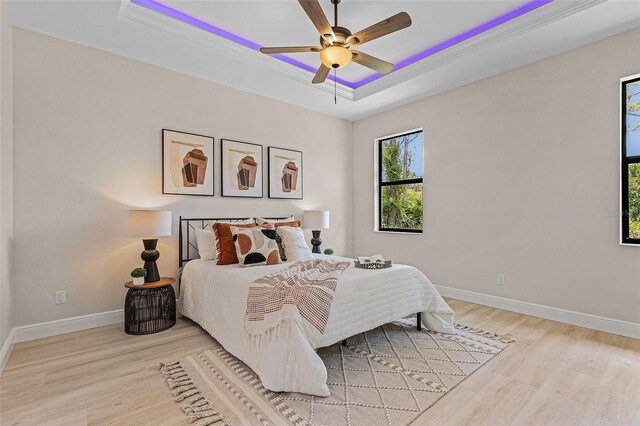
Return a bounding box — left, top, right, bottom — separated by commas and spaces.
213, 222, 255, 265
258, 221, 300, 228
273, 220, 301, 228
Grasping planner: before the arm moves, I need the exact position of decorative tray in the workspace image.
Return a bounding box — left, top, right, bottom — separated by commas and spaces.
354, 260, 392, 270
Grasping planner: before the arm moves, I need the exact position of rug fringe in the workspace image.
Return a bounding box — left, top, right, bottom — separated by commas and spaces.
159, 322, 511, 426
159, 361, 228, 426
454, 323, 515, 343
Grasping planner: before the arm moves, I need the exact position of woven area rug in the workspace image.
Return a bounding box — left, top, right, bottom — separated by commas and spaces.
159, 319, 513, 426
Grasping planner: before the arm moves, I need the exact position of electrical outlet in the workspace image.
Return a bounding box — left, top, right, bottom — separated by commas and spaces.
55, 290, 66, 304
497, 274, 505, 286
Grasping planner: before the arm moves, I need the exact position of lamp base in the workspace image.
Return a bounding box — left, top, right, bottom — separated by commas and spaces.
311, 230, 322, 254
141, 239, 161, 282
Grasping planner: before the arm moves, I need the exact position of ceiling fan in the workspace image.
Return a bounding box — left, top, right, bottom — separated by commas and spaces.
259, 0, 412, 84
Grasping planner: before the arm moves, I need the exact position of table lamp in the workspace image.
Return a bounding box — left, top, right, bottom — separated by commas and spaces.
303, 210, 330, 254
128, 210, 172, 282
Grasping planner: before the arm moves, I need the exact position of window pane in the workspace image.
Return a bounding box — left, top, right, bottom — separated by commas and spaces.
626, 80, 640, 157
629, 163, 640, 239
381, 183, 423, 230
381, 131, 423, 182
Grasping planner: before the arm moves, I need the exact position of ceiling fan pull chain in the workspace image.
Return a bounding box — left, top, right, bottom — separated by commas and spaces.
334, 69, 337, 104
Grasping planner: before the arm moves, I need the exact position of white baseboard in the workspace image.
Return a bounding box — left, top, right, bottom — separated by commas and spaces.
435, 285, 640, 339
2, 289, 637, 373
12, 309, 124, 343
0, 309, 124, 375
0, 328, 16, 374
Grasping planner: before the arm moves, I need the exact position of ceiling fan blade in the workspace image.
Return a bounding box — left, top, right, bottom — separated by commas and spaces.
298, 0, 335, 41
312, 64, 331, 84
351, 51, 394, 74
346, 12, 412, 46
260, 46, 322, 54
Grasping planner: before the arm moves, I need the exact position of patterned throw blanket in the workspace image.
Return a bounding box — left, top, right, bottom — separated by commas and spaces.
245, 259, 351, 345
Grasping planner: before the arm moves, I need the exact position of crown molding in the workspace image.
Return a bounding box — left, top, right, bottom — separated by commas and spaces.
354, 0, 606, 100
118, 0, 355, 101
120, 0, 605, 102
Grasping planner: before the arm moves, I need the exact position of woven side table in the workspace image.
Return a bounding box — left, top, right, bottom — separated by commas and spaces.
124, 277, 176, 335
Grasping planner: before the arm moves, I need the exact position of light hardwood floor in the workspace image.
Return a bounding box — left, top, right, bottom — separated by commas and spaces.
1, 299, 638, 425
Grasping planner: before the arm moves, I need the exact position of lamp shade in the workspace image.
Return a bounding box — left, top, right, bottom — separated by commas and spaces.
128, 210, 172, 237
303, 210, 330, 230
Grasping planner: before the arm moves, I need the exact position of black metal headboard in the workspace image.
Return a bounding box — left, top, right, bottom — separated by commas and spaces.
178, 215, 292, 268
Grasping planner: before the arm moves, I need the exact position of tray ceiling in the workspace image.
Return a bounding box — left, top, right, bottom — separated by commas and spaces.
6, 0, 640, 120
156, 0, 542, 83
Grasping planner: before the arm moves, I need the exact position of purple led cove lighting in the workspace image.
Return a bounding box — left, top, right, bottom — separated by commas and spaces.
131, 0, 356, 88
131, 0, 553, 89
351, 0, 554, 88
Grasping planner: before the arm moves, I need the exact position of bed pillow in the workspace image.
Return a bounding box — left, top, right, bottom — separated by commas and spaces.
232, 227, 281, 267
208, 218, 254, 260
211, 218, 254, 228
257, 219, 301, 260
275, 221, 301, 261
213, 222, 256, 265
256, 216, 294, 226
276, 226, 314, 262
258, 221, 301, 228
275, 220, 301, 228
194, 228, 217, 261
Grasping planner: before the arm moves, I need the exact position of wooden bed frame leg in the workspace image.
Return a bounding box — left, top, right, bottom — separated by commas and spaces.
417, 312, 422, 331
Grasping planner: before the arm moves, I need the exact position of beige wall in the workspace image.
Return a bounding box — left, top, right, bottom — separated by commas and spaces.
12, 28, 353, 326
353, 28, 640, 323
9, 26, 640, 329
0, 1, 14, 349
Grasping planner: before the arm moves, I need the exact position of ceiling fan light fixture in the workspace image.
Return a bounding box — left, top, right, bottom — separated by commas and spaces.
320, 46, 352, 69
258, 0, 411, 86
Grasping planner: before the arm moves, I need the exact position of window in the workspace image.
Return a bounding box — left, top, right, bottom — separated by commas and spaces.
377, 129, 423, 233
622, 75, 640, 244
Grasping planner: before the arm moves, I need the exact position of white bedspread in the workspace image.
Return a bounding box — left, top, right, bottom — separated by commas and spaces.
179, 254, 455, 396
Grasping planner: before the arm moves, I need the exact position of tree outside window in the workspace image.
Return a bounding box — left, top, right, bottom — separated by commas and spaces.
623, 76, 640, 244
378, 130, 423, 232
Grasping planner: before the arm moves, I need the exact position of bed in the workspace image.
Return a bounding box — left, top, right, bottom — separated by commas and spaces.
177, 216, 456, 397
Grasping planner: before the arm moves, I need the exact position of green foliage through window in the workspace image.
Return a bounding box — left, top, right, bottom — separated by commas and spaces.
623, 76, 640, 243
629, 163, 640, 239
378, 131, 423, 232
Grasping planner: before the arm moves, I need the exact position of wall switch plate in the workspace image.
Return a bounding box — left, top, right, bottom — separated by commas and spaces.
55, 290, 66, 304
497, 274, 505, 286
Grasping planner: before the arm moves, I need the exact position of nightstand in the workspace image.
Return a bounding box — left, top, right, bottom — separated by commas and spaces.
123, 277, 176, 335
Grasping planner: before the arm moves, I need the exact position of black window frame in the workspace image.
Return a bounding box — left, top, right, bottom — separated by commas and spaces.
377, 129, 424, 233
622, 75, 640, 245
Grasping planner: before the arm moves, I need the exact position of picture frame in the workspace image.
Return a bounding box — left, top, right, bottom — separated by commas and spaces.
268, 147, 303, 199
162, 129, 214, 196
221, 139, 264, 198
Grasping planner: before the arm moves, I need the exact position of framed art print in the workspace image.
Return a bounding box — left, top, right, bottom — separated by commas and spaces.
162, 129, 214, 196
268, 147, 303, 199
221, 139, 263, 198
